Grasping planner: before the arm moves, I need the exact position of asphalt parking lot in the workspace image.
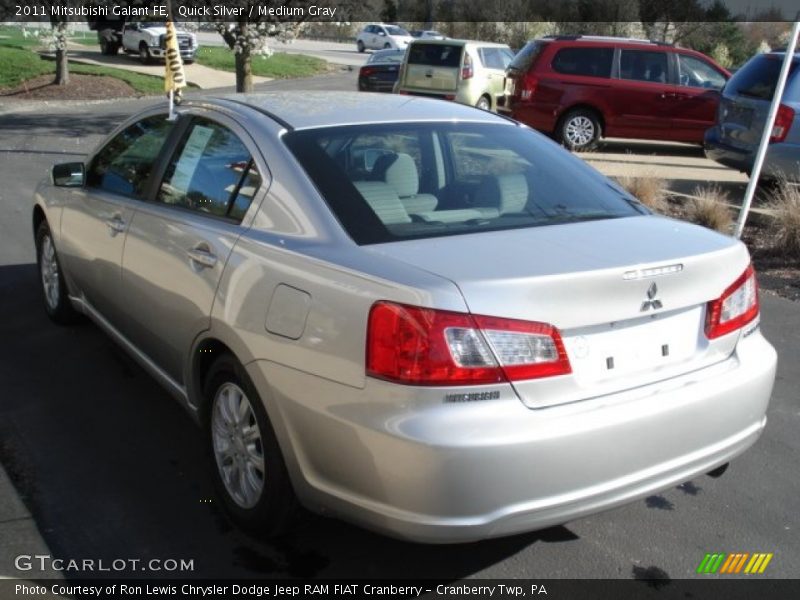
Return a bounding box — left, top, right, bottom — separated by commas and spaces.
0, 76, 798, 582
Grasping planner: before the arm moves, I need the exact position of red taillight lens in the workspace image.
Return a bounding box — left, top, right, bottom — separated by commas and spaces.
769, 104, 795, 143
366, 302, 571, 386
705, 264, 759, 339
520, 72, 538, 100
461, 54, 473, 80
360, 66, 376, 77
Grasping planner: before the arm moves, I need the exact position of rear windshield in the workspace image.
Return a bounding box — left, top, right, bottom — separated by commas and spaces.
508, 41, 545, 72
408, 43, 463, 67
729, 54, 799, 100
283, 123, 646, 245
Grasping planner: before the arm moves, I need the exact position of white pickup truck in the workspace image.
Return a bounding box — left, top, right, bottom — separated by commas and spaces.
97, 21, 198, 65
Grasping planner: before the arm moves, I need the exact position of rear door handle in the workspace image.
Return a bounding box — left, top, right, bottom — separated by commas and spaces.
105, 215, 126, 236
187, 244, 217, 269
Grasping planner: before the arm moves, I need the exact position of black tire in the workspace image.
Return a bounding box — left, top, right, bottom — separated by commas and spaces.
204, 354, 297, 537
139, 43, 152, 65
100, 39, 119, 55
35, 221, 80, 325
557, 108, 602, 152
357, 40, 365, 53
475, 95, 491, 111
383, 42, 391, 49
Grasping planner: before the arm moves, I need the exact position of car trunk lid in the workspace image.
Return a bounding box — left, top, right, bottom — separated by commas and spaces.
366, 216, 751, 407
402, 42, 463, 92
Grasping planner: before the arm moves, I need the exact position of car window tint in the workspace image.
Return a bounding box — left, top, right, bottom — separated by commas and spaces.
620, 50, 668, 83
157, 118, 261, 221
408, 43, 462, 67
552, 47, 613, 78
678, 55, 726, 89
284, 123, 646, 245
729, 54, 799, 100
86, 115, 173, 199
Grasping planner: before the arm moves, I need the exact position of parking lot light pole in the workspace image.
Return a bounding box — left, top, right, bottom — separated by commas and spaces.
734, 20, 800, 239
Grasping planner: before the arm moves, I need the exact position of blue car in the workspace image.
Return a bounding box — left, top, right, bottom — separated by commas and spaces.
705, 51, 800, 183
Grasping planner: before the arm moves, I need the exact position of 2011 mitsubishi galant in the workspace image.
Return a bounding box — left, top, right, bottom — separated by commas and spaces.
32, 93, 777, 543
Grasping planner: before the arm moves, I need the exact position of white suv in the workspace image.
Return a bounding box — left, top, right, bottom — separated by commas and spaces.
356, 24, 413, 53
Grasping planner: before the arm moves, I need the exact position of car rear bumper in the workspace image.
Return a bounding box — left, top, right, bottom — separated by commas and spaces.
705, 126, 800, 181
247, 328, 776, 543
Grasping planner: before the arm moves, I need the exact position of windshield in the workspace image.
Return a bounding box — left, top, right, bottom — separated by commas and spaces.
284, 122, 647, 245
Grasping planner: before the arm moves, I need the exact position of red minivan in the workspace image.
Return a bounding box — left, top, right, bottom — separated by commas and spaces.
502, 36, 730, 150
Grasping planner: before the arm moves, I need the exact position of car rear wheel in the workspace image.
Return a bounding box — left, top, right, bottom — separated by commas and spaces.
35, 222, 79, 324
100, 39, 119, 55
139, 43, 152, 65
476, 95, 491, 111
205, 354, 297, 536
357, 40, 365, 53
558, 109, 601, 152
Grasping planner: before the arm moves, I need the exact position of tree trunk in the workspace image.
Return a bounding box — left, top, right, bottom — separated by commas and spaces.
54, 48, 68, 86
235, 50, 252, 93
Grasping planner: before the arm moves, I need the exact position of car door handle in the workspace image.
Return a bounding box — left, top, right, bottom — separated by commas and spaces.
105, 215, 126, 236
187, 245, 217, 269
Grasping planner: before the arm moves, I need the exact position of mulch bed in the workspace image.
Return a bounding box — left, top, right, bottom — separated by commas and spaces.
663, 197, 800, 303
0, 73, 138, 100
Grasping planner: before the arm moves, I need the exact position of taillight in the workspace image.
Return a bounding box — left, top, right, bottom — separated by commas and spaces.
360, 66, 376, 77
520, 72, 538, 101
461, 54, 473, 80
769, 104, 795, 143
705, 264, 759, 339
366, 302, 571, 386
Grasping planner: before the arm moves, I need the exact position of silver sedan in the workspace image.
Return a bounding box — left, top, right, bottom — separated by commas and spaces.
32, 92, 777, 542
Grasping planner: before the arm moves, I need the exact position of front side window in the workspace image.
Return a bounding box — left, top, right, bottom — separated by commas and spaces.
677, 55, 727, 90
552, 47, 613, 78
86, 115, 173, 199
284, 123, 646, 245
620, 50, 668, 83
157, 118, 261, 221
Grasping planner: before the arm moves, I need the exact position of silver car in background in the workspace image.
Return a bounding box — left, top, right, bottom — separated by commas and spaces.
33, 93, 776, 542
705, 51, 800, 182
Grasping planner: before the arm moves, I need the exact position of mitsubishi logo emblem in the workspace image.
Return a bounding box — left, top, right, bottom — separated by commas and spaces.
641, 282, 663, 312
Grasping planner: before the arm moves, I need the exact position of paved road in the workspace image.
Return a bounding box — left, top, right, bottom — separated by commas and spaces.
0, 79, 798, 582
195, 33, 368, 67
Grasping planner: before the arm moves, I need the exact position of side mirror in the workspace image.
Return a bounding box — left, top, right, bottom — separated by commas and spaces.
52, 162, 85, 187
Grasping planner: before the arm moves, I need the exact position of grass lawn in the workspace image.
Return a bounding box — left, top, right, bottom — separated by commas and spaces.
0, 45, 172, 94
196, 46, 327, 78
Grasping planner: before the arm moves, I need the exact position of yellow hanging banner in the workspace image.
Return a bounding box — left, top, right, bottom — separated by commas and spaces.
164, 21, 186, 97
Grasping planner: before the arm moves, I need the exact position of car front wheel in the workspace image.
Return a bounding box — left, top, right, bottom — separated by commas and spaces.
205, 354, 297, 536
36, 222, 79, 324
557, 109, 601, 151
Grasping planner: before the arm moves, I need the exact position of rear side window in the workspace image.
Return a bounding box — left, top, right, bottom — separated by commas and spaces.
408, 43, 462, 67
86, 115, 173, 199
157, 118, 261, 222
620, 49, 668, 83
552, 47, 613, 78
729, 54, 799, 100
508, 41, 545, 73
478, 47, 513, 70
